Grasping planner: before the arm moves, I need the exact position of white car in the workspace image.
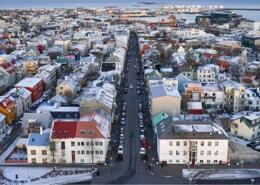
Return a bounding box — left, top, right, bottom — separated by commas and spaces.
140, 134, 145, 140
129, 84, 133, 89
120, 133, 124, 140
118, 145, 124, 154
140, 147, 146, 155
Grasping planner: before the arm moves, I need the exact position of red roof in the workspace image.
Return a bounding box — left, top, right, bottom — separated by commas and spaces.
0, 97, 14, 109
0, 63, 15, 74
51, 121, 77, 139
76, 120, 105, 139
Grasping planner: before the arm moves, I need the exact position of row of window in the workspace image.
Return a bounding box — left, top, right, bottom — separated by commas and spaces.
167, 159, 218, 164
168, 150, 219, 156
76, 150, 103, 155
71, 141, 103, 147
31, 158, 48, 163
169, 141, 219, 147
31, 150, 47, 155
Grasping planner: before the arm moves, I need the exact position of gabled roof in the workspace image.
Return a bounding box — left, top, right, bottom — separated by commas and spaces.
28, 131, 50, 146
76, 120, 105, 139
51, 121, 77, 139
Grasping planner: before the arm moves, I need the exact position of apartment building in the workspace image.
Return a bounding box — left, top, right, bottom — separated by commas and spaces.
156, 118, 228, 165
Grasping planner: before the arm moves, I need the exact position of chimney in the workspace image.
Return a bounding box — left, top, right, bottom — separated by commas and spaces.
40, 126, 43, 134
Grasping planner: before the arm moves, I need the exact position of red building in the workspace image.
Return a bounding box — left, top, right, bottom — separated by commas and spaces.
14, 77, 44, 102
187, 102, 203, 114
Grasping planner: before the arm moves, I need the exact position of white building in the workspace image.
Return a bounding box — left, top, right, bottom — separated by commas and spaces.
231, 112, 260, 140
202, 84, 224, 110
156, 118, 229, 165
27, 130, 52, 163
149, 83, 181, 117
0, 113, 6, 134
222, 80, 246, 112
197, 64, 219, 83
239, 20, 260, 31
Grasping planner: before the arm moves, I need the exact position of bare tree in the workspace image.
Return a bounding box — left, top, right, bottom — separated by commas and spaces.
50, 140, 56, 163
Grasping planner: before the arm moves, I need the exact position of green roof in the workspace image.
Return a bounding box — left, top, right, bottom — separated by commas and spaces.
152, 112, 169, 126
56, 58, 68, 64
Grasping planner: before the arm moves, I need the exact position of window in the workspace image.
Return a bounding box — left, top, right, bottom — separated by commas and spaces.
169, 141, 173, 146
61, 141, 65, 150
95, 142, 99, 146
31, 150, 36, 155
32, 158, 36, 163
77, 151, 80, 155
62, 151, 65, 156
200, 151, 204, 156
176, 151, 180, 155
100, 150, 103, 155
184, 141, 187, 146
169, 151, 173, 155
208, 141, 212, 146
214, 160, 218, 163
81, 151, 85, 155
215, 141, 219, 146
86, 142, 89, 146
42, 158, 47, 163
77, 142, 80, 146
95, 151, 99, 155
215, 151, 218, 155
42, 150, 47, 155
201, 141, 204, 146
71, 141, 75, 146
80, 159, 84, 163
207, 160, 210, 164
81, 142, 84, 146
176, 141, 180, 146
183, 151, 187, 155
176, 160, 180, 163
200, 160, 203, 164
207, 151, 211, 155
86, 150, 90, 155
99, 142, 103, 146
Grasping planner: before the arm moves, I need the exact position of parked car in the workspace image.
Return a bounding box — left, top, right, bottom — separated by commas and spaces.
140, 147, 146, 155
141, 140, 148, 148
120, 133, 124, 140
118, 145, 123, 154
140, 134, 145, 140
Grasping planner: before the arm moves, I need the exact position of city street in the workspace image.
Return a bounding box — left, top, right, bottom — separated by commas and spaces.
91, 32, 260, 184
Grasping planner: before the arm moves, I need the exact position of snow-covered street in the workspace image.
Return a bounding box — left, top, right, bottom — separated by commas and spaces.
183, 168, 260, 180
0, 166, 94, 185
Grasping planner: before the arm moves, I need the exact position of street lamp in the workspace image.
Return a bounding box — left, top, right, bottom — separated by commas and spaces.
110, 157, 113, 174
251, 178, 255, 185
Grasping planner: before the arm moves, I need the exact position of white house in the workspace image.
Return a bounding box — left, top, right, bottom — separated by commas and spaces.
149, 83, 181, 117
156, 118, 229, 165
27, 130, 52, 163
231, 112, 260, 140
197, 64, 219, 83
202, 84, 224, 110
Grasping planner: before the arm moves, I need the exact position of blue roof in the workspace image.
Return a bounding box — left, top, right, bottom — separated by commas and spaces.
28, 132, 50, 146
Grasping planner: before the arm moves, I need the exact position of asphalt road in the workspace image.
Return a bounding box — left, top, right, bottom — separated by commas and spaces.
90, 32, 260, 185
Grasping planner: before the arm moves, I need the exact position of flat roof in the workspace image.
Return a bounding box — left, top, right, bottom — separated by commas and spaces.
15, 77, 42, 88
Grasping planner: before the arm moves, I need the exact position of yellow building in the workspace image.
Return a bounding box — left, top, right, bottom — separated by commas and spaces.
0, 97, 17, 124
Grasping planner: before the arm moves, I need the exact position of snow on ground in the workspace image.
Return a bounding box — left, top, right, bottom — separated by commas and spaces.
0, 167, 94, 185
25, 172, 92, 185
1, 167, 51, 181
229, 134, 250, 146
0, 137, 20, 163
183, 169, 260, 180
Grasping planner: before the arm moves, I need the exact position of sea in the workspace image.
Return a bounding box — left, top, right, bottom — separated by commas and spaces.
0, 0, 260, 21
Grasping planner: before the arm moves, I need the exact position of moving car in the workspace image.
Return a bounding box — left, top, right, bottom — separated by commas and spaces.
118, 145, 123, 154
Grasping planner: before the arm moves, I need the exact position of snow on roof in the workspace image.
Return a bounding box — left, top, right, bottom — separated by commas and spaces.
193, 124, 214, 133
150, 84, 181, 99
187, 102, 203, 110
28, 131, 50, 146
0, 112, 5, 121
7, 88, 32, 99
15, 77, 42, 88
37, 103, 79, 113
203, 84, 222, 92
